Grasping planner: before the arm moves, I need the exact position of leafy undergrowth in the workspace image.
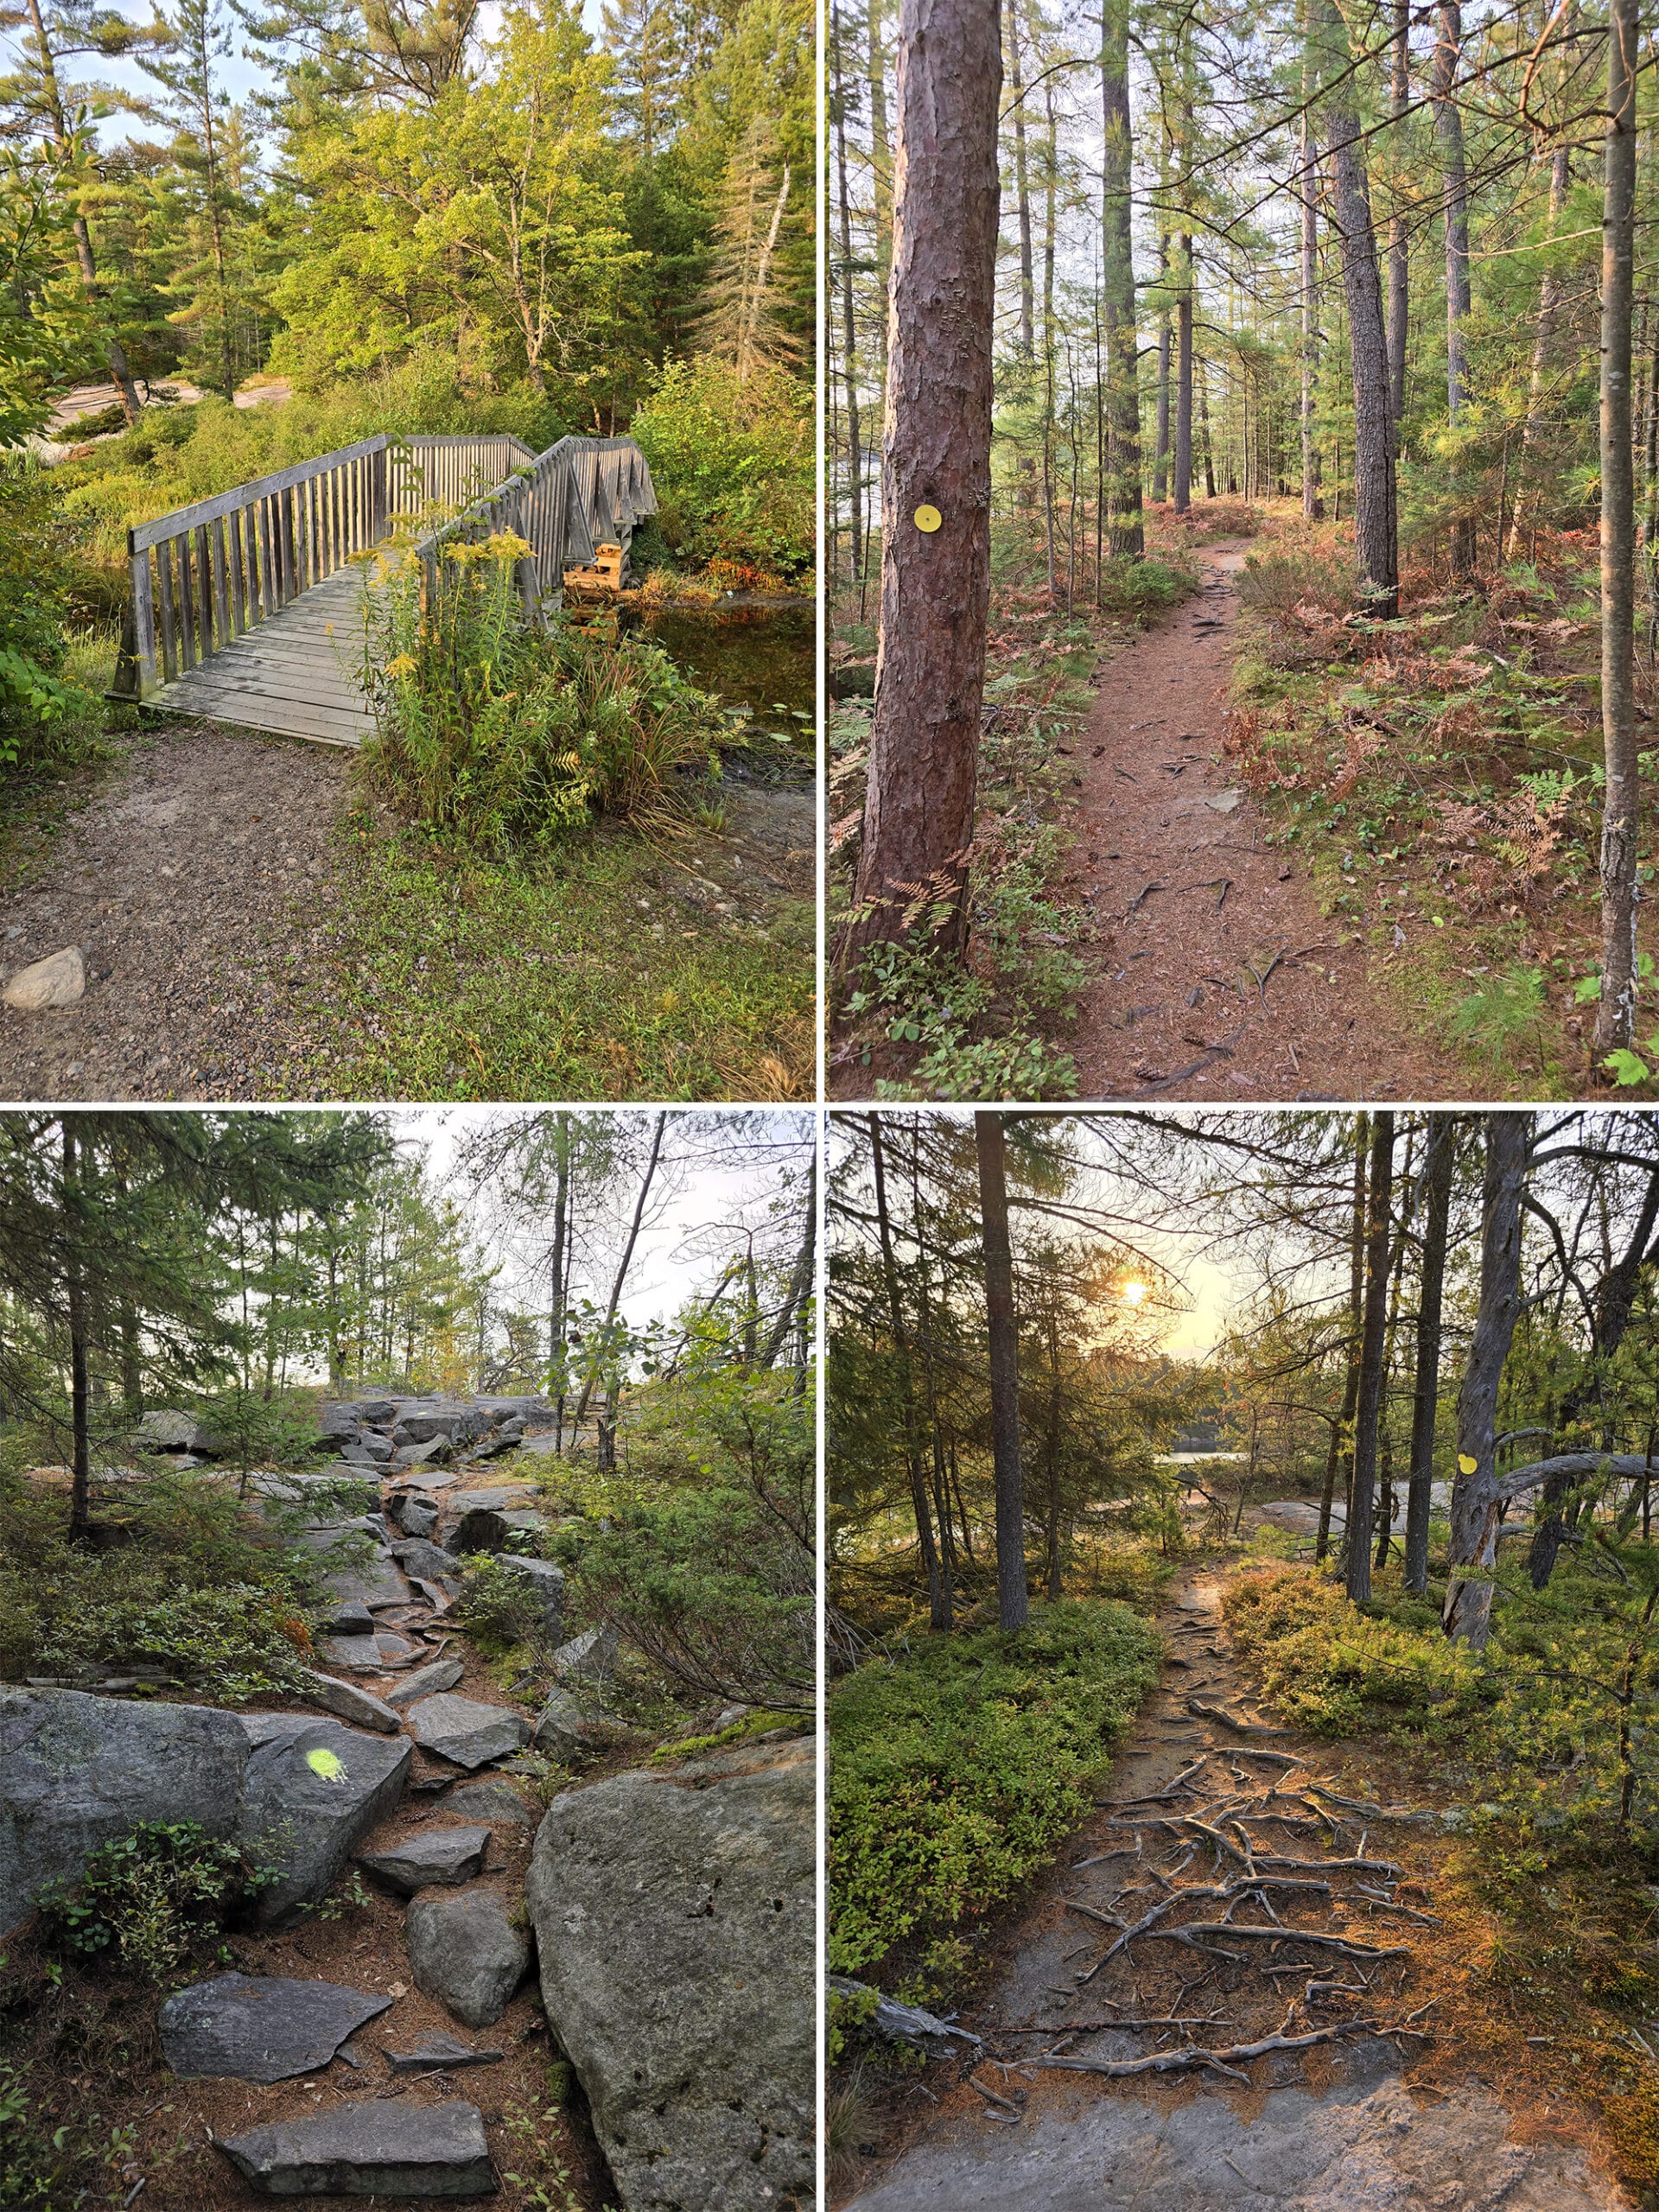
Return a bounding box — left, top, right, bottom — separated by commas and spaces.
1224, 507, 1659, 1095
278, 799, 813, 1102
828, 521, 1200, 1098
1224, 1559, 1659, 2206
827, 1599, 1164, 1999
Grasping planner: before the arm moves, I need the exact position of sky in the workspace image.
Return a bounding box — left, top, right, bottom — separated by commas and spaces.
70, 0, 608, 145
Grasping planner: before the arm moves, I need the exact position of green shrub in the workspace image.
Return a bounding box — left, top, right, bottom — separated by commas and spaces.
0, 1473, 321, 1700
629, 357, 812, 578
35, 1821, 270, 1985
1096, 553, 1197, 617
0, 464, 94, 771
358, 529, 724, 847
1222, 1564, 1480, 1736
828, 1601, 1163, 1976
454, 1553, 556, 1657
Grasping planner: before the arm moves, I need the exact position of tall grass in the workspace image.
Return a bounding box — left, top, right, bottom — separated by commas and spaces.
357, 526, 724, 847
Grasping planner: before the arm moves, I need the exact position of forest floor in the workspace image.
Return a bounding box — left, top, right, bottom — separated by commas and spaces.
0, 721, 813, 1102
1065, 548, 1469, 1102
835, 1559, 1632, 2212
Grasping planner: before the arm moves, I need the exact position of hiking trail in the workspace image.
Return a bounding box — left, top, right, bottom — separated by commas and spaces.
1067, 546, 1465, 1103
839, 1567, 1623, 2212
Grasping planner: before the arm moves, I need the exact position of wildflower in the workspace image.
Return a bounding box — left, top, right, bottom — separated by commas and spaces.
385, 653, 417, 678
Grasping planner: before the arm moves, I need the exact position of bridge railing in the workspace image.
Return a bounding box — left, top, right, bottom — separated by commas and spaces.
110, 431, 551, 701
407, 434, 659, 626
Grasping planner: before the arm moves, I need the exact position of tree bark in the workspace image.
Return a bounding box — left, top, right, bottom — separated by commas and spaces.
1325, 2, 1399, 617
976, 1111, 1027, 1633
1101, 0, 1144, 556
1007, 0, 1035, 359
1595, 0, 1641, 1060
1444, 1115, 1530, 1649
845, 0, 1002, 959
572, 1112, 665, 1430
1154, 237, 1172, 503
1510, 141, 1571, 558
1347, 1112, 1395, 1602
1405, 1114, 1454, 1594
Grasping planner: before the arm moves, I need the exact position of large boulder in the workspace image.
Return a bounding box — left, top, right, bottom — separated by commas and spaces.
237, 1713, 411, 1926
158, 1972, 391, 2083
407, 1891, 530, 2026
391, 1538, 463, 1586
216, 2099, 495, 2197
405, 1695, 530, 1771
0, 1688, 247, 1937
524, 1741, 813, 2212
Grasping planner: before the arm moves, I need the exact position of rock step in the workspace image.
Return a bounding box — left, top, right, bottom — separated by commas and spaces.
159, 1973, 391, 2084
217, 2098, 495, 2197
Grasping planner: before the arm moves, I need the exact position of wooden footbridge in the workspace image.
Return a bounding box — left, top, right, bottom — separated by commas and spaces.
109, 432, 658, 746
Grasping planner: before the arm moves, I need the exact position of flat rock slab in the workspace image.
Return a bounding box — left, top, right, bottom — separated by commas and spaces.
842, 2054, 1620, 2210
408, 1891, 530, 2027
406, 1694, 530, 1771
391, 1539, 463, 1586
297, 1672, 400, 1735
217, 2097, 496, 2197
445, 1779, 533, 1827
388, 1659, 466, 1708
384, 2032, 505, 2074
159, 1972, 391, 2084
358, 1824, 491, 1894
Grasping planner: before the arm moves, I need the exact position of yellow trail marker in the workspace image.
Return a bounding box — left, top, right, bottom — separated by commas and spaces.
912, 504, 942, 533
1458, 1454, 1478, 1475
307, 1746, 346, 1783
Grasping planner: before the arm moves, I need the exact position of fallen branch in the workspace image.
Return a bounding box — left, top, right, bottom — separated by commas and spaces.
1145, 1923, 1411, 1961
1029, 2016, 1425, 2085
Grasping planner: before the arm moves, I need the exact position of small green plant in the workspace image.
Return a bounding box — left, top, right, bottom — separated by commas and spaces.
454, 1552, 559, 1656
1446, 962, 1548, 1070
499, 2098, 617, 2212
35, 1821, 271, 1985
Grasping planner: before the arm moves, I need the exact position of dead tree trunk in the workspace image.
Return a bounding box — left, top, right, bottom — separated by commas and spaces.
845, 0, 1002, 960
1347, 1112, 1395, 1603
976, 1110, 1028, 1633
1595, 0, 1642, 1061
1404, 1113, 1455, 1594
1444, 1115, 1530, 1649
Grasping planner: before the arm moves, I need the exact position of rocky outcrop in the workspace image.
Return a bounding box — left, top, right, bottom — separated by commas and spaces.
0, 1691, 412, 1938
406, 1891, 530, 2027
158, 1972, 391, 2083
524, 1740, 814, 2212
216, 2099, 496, 2196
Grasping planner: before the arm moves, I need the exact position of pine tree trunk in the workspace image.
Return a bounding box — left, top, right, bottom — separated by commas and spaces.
1300, 102, 1324, 518
871, 1116, 946, 1628
1433, 1, 1476, 572
1101, 0, 1144, 556
1385, 0, 1409, 432
832, 6, 864, 584
1346, 1112, 1395, 1603
1510, 139, 1572, 558
1318, 1128, 1367, 1565
1444, 1115, 1530, 1649
976, 1112, 1028, 1634
1596, 0, 1642, 1061
1404, 1114, 1453, 1594
63, 1120, 91, 1542
1174, 232, 1193, 514
845, 0, 1002, 959
1154, 251, 1172, 502
1328, 63, 1399, 616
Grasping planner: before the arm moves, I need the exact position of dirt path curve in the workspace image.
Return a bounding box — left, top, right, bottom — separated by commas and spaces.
1069, 547, 1465, 1102
840, 1572, 1623, 2212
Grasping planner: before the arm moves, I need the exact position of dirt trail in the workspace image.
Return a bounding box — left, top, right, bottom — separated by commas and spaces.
1068, 549, 1465, 1102
839, 1572, 1623, 2212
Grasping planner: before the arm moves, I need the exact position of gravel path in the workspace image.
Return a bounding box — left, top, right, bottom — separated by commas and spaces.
0, 725, 348, 1100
